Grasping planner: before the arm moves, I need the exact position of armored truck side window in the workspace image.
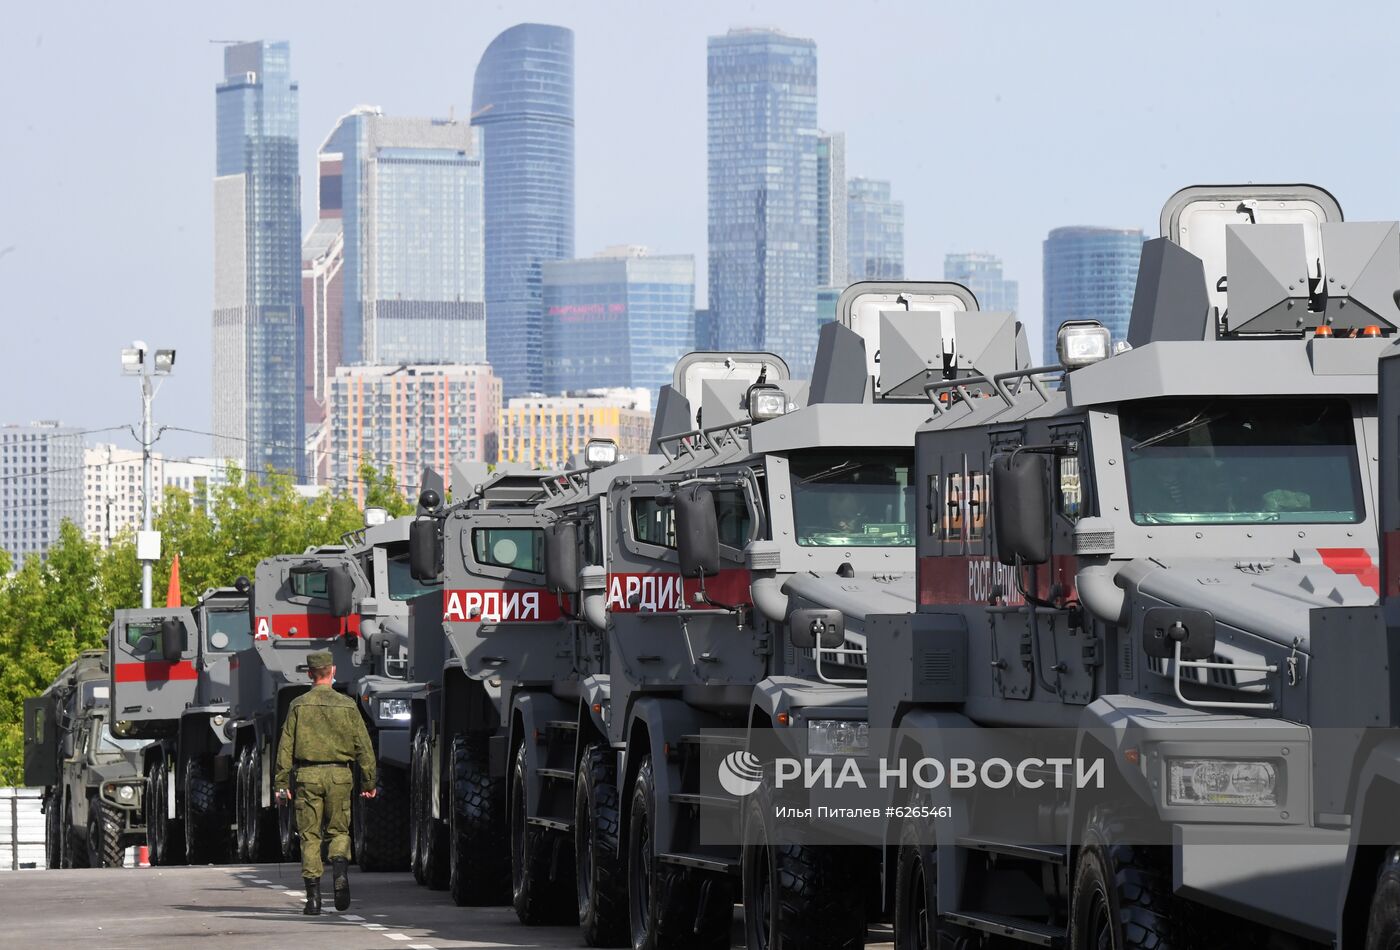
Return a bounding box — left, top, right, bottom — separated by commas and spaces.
290, 569, 328, 600
206, 609, 251, 652
472, 527, 543, 572
1120, 397, 1362, 525
791, 451, 915, 546
387, 553, 437, 600
630, 490, 750, 551
125, 621, 165, 655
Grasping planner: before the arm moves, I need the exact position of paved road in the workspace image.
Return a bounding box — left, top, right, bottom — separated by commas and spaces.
0, 864, 895, 949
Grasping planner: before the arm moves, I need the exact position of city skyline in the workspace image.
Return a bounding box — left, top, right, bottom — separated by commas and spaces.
8, 1, 1398, 462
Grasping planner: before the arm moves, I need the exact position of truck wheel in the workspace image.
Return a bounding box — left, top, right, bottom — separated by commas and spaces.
1366, 846, 1400, 949
741, 779, 862, 950
507, 740, 571, 921
248, 745, 280, 862
443, 735, 508, 906
64, 796, 90, 869
1069, 806, 1177, 950
277, 794, 301, 862
894, 796, 946, 950
355, 765, 411, 871
148, 756, 185, 866
234, 745, 252, 861
627, 756, 731, 950
87, 796, 125, 868
45, 791, 62, 869
576, 742, 628, 946
184, 756, 230, 865
411, 727, 447, 889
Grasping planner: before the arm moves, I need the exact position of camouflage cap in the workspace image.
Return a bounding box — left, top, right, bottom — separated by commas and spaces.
307, 650, 334, 671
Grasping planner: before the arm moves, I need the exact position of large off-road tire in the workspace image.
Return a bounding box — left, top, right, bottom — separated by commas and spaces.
184, 756, 231, 865
1068, 806, 1177, 950
741, 779, 863, 950
1366, 847, 1400, 949
355, 764, 410, 872
445, 735, 509, 906
63, 796, 89, 869
148, 756, 185, 866
235, 745, 252, 861
576, 743, 628, 946
277, 794, 301, 862
627, 756, 731, 950
87, 795, 125, 868
894, 792, 950, 950
508, 740, 572, 922
410, 727, 447, 889
44, 791, 62, 869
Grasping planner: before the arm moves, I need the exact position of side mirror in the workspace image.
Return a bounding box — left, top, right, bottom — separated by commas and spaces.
1142, 607, 1216, 661
327, 566, 355, 619
159, 619, 184, 663
409, 518, 441, 581
675, 486, 720, 579
545, 522, 580, 594
992, 453, 1051, 565
789, 608, 845, 650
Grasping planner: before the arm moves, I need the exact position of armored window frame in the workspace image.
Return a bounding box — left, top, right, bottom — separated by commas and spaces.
967, 471, 987, 543
944, 472, 966, 544
448, 510, 549, 586
619, 475, 757, 566
472, 527, 544, 573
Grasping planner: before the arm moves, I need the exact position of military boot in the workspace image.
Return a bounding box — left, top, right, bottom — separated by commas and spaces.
303, 879, 322, 916
332, 857, 351, 911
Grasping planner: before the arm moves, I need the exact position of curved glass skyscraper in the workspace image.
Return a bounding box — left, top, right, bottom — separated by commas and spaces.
472, 24, 575, 397
1041, 226, 1145, 364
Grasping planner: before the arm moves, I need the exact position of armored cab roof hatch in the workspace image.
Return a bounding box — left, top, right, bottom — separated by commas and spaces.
650, 351, 802, 450
836, 280, 1029, 400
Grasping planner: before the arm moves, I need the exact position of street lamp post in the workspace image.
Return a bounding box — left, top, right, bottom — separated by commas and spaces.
121, 341, 176, 609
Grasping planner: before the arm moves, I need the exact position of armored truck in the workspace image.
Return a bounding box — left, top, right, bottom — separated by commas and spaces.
230, 508, 433, 871
108, 586, 252, 865
24, 650, 148, 868
864, 184, 1393, 950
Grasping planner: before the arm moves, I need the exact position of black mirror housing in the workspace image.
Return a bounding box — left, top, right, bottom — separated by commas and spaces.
675, 486, 721, 579
1142, 607, 1217, 661
159, 619, 184, 663
992, 453, 1051, 565
327, 566, 355, 618
789, 608, 845, 650
409, 518, 441, 581
545, 522, 580, 594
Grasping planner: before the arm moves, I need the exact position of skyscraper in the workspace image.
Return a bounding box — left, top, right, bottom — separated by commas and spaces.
213, 41, 304, 478
847, 177, 904, 281
708, 29, 819, 374
1042, 226, 1145, 364
317, 108, 485, 368
817, 131, 847, 288
472, 24, 575, 398
542, 247, 695, 403
944, 252, 1019, 315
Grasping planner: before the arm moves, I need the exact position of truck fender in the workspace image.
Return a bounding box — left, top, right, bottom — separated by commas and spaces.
1070, 697, 1159, 824
508, 690, 575, 821
581, 674, 610, 740
1338, 737, 1400, 949
619, 696, 719, 858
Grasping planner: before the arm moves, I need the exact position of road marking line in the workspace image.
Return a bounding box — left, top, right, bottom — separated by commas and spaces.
407, 945, 434, 949
384, 936, 410, 942
340, 914, 365, 921
363, 923, 387, 930
284, 890, 302, 897
251, 879, 271, 884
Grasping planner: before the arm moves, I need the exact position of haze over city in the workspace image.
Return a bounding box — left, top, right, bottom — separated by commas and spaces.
5, 0, 1400, 459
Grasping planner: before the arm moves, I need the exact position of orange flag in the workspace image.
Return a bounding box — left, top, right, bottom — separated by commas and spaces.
166, 553, 182, 607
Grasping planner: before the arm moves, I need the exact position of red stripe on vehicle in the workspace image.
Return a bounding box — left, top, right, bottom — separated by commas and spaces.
1318, 547, 1381, 595
918, 554, 1078, 607
253, 613, 358, 639
443, 588, 564, 623
114, 660, 198, 683
606, 568, 753, 614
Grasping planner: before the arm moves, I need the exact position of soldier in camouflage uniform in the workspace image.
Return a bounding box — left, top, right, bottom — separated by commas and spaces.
274, 651, 377, 915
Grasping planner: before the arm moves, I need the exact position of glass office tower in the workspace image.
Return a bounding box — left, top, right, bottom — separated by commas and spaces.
707, 28, 819, 375
213, 40, 304, 478
945, 252, 1019, 315
1042, 226, 1145, 364
847, 177, 904, 281
472, 24, 575, 398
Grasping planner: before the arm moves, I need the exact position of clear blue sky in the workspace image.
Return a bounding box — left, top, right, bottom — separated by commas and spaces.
3, 0, 1398, 458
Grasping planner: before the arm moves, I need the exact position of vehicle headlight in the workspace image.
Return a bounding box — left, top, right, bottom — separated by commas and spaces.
806, 719, 869, 756
117, 784, 136, 803
1168, 758, 1279, 807
378, 698, 412, 722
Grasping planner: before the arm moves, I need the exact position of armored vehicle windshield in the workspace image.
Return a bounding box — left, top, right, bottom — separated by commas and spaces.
468, 525, 544, 571
386, 549, 438, 600
790, 449, 915, 546
94, 723, 146, 759
1120, 396, 1363, 525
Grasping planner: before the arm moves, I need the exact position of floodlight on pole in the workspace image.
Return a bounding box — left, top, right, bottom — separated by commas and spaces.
121, 340, 173, 608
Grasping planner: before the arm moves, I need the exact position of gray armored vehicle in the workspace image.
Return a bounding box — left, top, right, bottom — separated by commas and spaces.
862, 184, 1393, 949
109, 585, 252, 865
402, 463, 563, 903
231, 508, 433, 871
23, 650, 148, 868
